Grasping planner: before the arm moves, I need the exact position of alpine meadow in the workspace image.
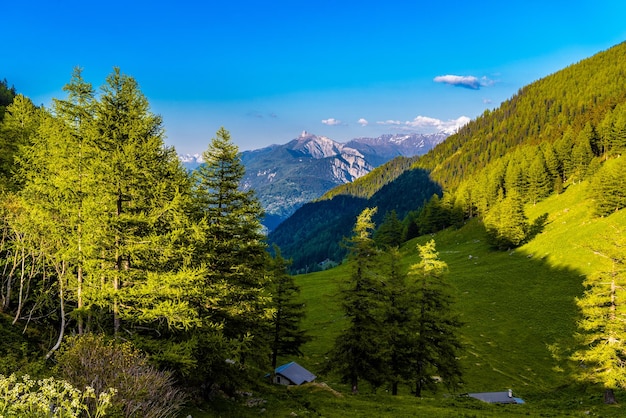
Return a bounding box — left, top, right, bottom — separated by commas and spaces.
1, 40, 626, 417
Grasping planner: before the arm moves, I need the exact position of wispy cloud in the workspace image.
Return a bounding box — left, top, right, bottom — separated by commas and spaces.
321, 118, 342, 126
376, 119, 402, 126
433, 74, 494, 90
377, 115, 470, 134
358, 118, 369, 126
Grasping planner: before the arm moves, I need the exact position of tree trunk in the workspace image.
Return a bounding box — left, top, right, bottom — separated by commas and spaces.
604, 388, 617, 404
46, 262, 67, 359
77, 265, 83, 335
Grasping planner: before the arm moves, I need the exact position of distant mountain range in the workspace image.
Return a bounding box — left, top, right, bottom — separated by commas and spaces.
180, 131, 449, 230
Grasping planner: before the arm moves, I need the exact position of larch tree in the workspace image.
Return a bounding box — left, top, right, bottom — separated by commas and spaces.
407, 239, 463, 397
572, 228, 626, 404
590, 157, 626, 217
17, 67, 99, 354
484, 189, 528, 250
526, 152, 551, 205
90, 68, 198, 336
0, 94, 40, 192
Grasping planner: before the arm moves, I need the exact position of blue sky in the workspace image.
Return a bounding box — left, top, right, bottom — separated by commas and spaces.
5, 1, 626, 154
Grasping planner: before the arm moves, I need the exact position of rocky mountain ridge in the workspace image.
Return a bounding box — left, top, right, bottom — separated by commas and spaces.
180, 131, 448, 230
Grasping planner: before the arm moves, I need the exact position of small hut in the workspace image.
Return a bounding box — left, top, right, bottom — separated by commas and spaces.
273, 362, 316, 386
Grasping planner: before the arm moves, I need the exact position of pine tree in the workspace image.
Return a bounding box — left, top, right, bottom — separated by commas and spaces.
383, 246, 412, 395
330, 207, 388, 393
590, 157, 626, 217
571, 123, 595, 184
374, 210, 403, 248
268, 246, 310, 369
407, 240, 463, 396
526, 152, 551, 205
572, 228, 626, 404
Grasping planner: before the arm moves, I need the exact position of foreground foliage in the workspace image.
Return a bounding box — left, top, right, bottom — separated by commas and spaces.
0, 374, 114, 418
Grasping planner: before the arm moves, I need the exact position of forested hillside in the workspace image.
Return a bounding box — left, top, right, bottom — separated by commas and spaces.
419, 41, 626, 188
269, 41, 626, 271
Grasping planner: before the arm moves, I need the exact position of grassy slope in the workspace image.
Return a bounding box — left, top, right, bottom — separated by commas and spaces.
287, 181, 626, 416
194, 182, 626, 417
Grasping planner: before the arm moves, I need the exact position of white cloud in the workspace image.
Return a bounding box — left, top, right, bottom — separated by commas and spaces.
358, 118, 369, 126
321, 118, 342, 126
376, 115, 470, 134
405, 115, 444, 129
376, 119, 402, 126
433, 74, 494, 90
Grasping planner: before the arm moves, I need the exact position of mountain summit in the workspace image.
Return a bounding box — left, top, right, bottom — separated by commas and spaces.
239, 132, 448, 230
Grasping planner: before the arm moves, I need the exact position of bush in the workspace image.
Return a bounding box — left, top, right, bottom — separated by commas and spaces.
55, 334, 187, 418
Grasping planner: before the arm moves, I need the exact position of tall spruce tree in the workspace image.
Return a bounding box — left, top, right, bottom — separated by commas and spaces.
572, 228, 626, 404
407, 240, 463, 396
330, 207, 388, 393
192, 127, 271, 371
374, 210, 403, 248
383, 246, 413, 395
268, 245, 310, 369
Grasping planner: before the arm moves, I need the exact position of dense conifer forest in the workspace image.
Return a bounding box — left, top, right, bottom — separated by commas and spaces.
1, 41, 626, 416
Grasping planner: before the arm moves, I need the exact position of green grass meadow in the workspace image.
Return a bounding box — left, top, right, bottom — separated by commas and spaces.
194, 182, 626, 417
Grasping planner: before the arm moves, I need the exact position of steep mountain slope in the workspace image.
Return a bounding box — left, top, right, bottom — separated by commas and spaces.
239, 131, 446, 230
269, 41, 626, 271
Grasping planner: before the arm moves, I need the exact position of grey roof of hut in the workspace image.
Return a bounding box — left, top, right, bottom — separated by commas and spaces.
275, 361, 316, 385
468, 390, 524, 404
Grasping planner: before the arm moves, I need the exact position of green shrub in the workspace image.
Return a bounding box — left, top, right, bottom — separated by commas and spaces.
55, 334, 187, 418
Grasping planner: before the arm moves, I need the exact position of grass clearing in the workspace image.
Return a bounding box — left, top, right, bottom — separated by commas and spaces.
193, 182, 626, 416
